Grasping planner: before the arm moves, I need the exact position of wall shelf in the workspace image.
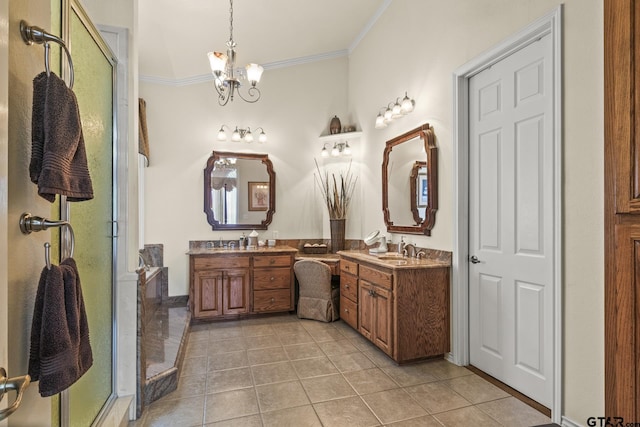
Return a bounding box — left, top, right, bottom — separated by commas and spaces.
318, 131, 363, 143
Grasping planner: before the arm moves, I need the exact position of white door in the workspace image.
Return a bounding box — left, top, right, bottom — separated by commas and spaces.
469, 33, 554, 407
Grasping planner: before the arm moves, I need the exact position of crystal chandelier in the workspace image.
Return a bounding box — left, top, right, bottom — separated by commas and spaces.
207, 0, 264, 106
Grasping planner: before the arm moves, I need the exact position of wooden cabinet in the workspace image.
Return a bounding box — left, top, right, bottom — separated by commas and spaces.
191, 256, 250, 319
339, 259, 358, 329
340, 253, 450, 364
189, 249, 296, 321
253, 254, 294, 313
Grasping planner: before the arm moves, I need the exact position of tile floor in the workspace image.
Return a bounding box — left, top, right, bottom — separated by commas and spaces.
129, 314, 552, 426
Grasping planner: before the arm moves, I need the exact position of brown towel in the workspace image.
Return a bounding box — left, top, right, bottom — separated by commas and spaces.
30, 72, 94, 202
29, 72, 48, 184
28, 258, 93, 397
138, 98, 150, 166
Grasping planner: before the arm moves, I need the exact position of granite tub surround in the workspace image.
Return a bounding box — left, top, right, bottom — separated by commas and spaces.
136, 243, 190, 418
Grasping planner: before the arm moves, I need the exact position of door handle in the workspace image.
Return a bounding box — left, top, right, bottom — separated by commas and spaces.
0, 367, 31, 421
469, 255, 481, 264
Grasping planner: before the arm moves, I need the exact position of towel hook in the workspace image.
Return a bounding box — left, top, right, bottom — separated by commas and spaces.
44, 243, 51, 270
19, 20, 75, 89
19, 213, 75, 260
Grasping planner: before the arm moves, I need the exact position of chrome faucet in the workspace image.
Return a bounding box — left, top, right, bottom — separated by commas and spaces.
397, 236, 405, 255
403, 243, 417, 258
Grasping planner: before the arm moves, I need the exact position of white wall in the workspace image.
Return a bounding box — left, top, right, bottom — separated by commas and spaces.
142, 0, 604, 423
141, 57, 349, 295
348, 0, 603, 424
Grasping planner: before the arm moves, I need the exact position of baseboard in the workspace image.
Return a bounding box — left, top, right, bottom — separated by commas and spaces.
561, 416, 583, 427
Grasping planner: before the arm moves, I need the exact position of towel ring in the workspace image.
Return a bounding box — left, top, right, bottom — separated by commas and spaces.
19, 213, 75, 260
19, 20, 75, 89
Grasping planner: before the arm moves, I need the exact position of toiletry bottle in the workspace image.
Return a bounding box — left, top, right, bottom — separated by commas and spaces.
398, 236, 405, 255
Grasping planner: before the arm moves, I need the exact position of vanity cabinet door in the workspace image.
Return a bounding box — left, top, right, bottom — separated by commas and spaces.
194, 270, 224, 318
359, 280, 374, 341
359, 279, 393, 357
372, 285, 392, 355
223, 268, 250, 315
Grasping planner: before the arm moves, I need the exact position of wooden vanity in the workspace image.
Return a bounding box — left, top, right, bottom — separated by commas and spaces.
338, 250, 451, 364
188, 246, 297, 320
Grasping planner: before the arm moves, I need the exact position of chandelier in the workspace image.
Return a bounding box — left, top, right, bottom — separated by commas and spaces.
207, 0, 264, 106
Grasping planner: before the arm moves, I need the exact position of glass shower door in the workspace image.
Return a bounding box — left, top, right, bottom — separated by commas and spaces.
64, 2, 116, 425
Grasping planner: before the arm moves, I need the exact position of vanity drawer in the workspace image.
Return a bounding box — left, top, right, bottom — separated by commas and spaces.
340, 273, 358, 302
340, 259, 358, 276
254, 255, 291, 268
340, 295, 357, 329
193, 255, 250, 270
253, 268, 291, 290
253, 289, 291, 312
360, 265, 392, 290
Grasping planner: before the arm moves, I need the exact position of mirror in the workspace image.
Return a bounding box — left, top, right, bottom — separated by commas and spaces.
204, 151, 275, 230
382, 123, 437, 235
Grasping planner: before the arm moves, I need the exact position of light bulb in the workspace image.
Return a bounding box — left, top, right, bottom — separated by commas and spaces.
258, 131, 267, 143
321, 146, 329, 157
343, 143, 352, 156
375, 113, 387, 129
331, 144, 340, 157
217, 127, 227, 141
244, 130, 254, 143
401, 93, 414, 113
384, 107, 393, 121
231, 127, 241, 142
392, 101, 402, 118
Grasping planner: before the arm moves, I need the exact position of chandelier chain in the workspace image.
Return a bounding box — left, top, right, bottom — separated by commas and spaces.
228, 0, 234, 43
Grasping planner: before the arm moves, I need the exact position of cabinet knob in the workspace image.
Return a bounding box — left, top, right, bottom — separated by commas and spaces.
344, 308, 349, 313
270, 297, 275, 303
270, 259, 275, 265
345, 284, 349, 289
270, 276, 275, 281
368, 289, 375, 297
345, 266, 350, 270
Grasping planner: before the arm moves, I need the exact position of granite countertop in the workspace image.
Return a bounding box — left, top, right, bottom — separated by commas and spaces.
294, 253, 341, 262
187, 245, 298, 255
337, 249, 451, 270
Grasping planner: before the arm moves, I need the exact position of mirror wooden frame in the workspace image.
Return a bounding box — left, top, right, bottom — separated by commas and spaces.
204, 151, 276, 230
382, 123, 438, 235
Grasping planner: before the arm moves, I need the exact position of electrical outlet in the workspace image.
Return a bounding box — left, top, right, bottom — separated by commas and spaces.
272, 231, 279, 239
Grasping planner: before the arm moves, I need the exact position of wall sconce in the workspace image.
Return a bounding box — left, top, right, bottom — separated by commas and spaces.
320, 142, 352, 158
217, 125, 267, 143
375, 92, 415, 129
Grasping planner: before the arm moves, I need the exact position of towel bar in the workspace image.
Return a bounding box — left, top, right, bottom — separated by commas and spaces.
19, 213, 75, 260
19, 20, 75, 89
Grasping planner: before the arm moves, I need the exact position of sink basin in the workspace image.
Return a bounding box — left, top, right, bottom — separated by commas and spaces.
386, 260, 408, 265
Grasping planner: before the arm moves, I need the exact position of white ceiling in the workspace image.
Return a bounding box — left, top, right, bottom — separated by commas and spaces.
138, 0, 389, 83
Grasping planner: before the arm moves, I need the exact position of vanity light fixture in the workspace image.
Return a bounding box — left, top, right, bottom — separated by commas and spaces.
217, 125, 267, 143
321, 142, 351, 158
375, 92, 415, 129
207, 0, 264, 106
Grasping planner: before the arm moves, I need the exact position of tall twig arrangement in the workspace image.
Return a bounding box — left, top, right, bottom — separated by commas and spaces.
314, 159, 358, 220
